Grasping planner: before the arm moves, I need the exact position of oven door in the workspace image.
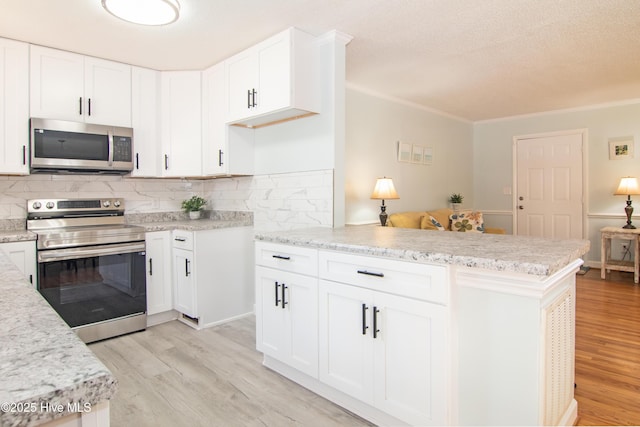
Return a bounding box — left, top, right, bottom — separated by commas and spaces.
37, 241, 146, 328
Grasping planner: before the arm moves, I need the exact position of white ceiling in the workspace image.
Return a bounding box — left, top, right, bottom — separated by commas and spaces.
1, 0, 639, 121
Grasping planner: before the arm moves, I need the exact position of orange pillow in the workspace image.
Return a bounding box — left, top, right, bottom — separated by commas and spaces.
421, 215, 445, 231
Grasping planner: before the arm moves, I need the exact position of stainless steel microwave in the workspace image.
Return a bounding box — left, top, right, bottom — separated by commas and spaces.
30, 118, 134, 174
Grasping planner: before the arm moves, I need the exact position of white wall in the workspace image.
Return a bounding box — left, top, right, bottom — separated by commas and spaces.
473, 101, 640, 265
345, 88, 474, 225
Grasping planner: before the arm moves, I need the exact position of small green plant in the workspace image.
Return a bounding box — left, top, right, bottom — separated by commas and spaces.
181, 195, 207, 212
449, 193, 464, 204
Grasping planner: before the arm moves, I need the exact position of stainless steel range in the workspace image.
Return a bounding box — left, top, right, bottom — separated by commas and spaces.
27, 198, 147, 343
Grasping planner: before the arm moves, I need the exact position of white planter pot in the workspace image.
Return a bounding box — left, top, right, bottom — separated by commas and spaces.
188, 211, 202, 220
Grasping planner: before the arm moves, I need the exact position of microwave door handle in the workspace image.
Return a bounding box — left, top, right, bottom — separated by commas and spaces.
108, 130, 114, 166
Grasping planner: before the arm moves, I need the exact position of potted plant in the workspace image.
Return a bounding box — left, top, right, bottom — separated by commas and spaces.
181, 195, 207, 219
449, 193, 464, 212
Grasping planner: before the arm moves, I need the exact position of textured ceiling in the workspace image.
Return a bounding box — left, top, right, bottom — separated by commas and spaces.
1, 0, 639, 121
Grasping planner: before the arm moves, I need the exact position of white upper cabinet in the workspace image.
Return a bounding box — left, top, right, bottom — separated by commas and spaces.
131, 66, 160, 177
30, 45, 132, 127
160, 71, 202, 177
226, 27, 320, 128
0, 37, 29, 175
202, 62, 254, 176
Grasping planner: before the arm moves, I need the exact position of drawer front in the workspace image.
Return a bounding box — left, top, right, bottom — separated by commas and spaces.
255, 241, 318, 276
172, 230, 194, 250
319, 250, 448, 304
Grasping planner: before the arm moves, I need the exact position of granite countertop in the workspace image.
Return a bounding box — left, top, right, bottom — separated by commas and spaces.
126, 210, 253, 232
256, 225, 591, 276
0, 230, 36, 244
0, 254, 117, 427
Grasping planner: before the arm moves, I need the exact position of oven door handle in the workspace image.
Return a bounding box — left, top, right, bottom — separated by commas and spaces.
38, 242, 145, 263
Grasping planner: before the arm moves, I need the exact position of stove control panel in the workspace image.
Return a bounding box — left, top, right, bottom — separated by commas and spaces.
28, 198, 126, 214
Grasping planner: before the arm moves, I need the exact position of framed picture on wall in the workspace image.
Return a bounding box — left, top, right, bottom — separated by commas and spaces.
411, 145, 424, 163
423, 147, 433, 165
398, 141, 411, 162
609, 137, 634, 160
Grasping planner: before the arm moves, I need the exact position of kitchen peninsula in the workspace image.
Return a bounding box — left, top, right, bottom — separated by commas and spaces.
254, 225, 590, 426
0, 251, 116, 427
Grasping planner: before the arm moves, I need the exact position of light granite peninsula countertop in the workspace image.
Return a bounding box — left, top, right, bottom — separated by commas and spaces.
126, 210, 253, 232
256, 225, 591, 276
0, 254, 117, 427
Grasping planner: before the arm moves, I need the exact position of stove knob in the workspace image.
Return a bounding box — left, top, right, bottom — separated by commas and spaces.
45, 202, 54, 209
32, 201, 42, 210
113, 200, 121, 208
103, 200, 111, 208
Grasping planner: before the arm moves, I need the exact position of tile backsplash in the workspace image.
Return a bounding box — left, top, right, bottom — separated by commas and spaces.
0, 169, 334, 232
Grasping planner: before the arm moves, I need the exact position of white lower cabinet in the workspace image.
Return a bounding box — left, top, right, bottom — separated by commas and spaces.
173, 227, 254, 328
255, 242, 319, 377
0, 240, 37, 286
145, 231, 173, 315
255, 242, 449, 426
256, 266, 318, 378
318, 279, 447, 426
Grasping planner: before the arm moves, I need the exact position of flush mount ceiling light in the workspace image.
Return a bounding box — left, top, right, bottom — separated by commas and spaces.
102, 0, 180, 26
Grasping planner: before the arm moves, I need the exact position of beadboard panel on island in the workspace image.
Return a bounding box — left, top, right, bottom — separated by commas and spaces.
0, 169, 333, 232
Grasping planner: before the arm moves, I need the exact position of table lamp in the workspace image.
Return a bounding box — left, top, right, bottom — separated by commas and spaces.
371, 177, 399, 226
614, 176, 640, 229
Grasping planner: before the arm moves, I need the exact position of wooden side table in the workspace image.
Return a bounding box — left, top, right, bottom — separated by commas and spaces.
600, 226, 640, 283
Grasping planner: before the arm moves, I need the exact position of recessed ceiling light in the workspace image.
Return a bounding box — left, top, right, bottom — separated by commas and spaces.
101, 0, 180, 26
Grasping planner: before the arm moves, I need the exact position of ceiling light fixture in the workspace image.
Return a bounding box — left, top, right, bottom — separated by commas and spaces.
102, 0, 180, 26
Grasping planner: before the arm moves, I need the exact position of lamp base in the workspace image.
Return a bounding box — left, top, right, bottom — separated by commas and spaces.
379, 202, 388, 226
623, 198, 635, 229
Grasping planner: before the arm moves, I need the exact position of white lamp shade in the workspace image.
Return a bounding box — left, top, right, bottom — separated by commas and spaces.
614, 177, 640, 195
371, 177, 399, 200
102, 0, 180, 26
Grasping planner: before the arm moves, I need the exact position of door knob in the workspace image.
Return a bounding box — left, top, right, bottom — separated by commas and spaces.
518, 205, 524, 210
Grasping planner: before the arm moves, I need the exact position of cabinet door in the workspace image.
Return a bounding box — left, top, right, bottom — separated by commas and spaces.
173, 247, 196, 318
0, 241, 36, 286
256, 31, 291, 114
30, 45, 84, 121
372, 292, 447, 426
145, 231, 172, 315
225, 51, 258, 122
257, 266, 318, 377
131, 66, 160, 177
160, 71, 202, 176
84, 57, 132, 127
319, 279, 374, 403
0, 38, 29, 175
201, 63, 226, 176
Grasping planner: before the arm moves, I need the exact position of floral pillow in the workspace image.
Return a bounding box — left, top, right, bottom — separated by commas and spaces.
449, 211, 484, 233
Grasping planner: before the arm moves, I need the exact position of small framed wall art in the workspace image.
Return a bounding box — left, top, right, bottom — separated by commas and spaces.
609, 136, 634, 160
397, 141, 433, 165
397, 142, 411, 162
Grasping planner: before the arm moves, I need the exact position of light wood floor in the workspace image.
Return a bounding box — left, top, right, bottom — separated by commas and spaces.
90, 269, 640, 426
89, 316, 372, 427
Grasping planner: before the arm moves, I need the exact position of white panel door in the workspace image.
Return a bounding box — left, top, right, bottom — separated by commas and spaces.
84, 57, 131, 127
319, 279, 374, 403
516, 131, 584, 239
30, 45, 84, 121
372, 292, 447, 426
145, 231, 172, 315
0, 37, 29, 175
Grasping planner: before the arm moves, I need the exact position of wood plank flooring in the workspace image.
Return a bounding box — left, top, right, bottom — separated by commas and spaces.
90, 269, 640, 426
574, 269, 640, 426
89, 316, 372, 427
